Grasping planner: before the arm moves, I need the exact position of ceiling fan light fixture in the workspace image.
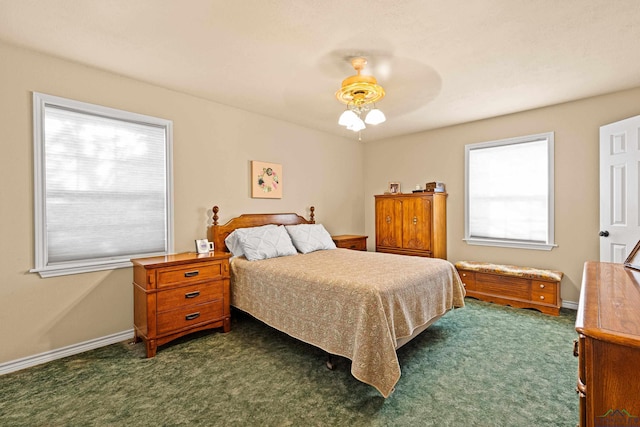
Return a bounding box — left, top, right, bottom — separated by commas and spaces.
338, 109, 360, 126
365, 107, 386, 125
347, 116, 366, 132
336, 57, 386, 135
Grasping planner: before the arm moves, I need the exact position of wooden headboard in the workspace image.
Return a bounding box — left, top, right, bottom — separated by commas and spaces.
207, 206, 315, 253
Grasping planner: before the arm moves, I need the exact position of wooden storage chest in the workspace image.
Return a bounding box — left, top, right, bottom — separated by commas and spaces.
455, 261, 562, 316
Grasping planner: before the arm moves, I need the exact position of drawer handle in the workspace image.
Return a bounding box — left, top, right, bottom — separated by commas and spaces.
185, 291, 200, 299
184, 270, 199, 278
539, 295, 545, 300
572, 339, 579, 357
412, 216, 418, 225
539, 284, 545, 289
386, 215, 391, 224
185, 312, 200, 321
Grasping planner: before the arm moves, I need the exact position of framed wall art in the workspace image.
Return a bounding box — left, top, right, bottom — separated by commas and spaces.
251, 161, 282, 199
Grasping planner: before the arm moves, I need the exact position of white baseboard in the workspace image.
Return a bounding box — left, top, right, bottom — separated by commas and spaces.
0, 329, 135, 376
562, 300, 579, 310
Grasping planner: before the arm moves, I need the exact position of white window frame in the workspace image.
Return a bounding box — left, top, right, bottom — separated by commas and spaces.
464, 132, 556, 251
31, 92, 174, 278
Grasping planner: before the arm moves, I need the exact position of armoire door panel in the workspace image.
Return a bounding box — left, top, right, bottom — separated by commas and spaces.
402, 197, 431, 250
376, 198, 403, 247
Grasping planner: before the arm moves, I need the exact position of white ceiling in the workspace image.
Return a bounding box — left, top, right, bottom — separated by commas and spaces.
1, 0, 640, 141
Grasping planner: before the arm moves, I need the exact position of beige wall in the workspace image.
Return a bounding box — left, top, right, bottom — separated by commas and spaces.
364, 87, 640, 304
4, 37, 640, 367
0, 42, 364, 364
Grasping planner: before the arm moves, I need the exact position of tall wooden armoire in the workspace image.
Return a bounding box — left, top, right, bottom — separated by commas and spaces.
375, 192, 447, 259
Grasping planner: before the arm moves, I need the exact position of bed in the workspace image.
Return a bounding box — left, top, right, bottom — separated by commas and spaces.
207, 206, 465, 397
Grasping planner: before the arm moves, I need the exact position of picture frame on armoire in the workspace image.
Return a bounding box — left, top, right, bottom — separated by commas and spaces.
624, 240, 640, 271
388, 182, 401, 194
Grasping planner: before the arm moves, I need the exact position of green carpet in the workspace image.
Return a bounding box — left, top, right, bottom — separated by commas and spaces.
0, 299, 578, 426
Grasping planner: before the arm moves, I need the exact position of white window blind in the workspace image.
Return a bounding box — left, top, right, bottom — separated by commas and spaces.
32, 93, 173, 277
464, 133, 555, 250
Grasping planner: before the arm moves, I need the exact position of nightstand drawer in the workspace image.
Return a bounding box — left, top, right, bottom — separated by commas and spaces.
339, 239, 367, 251
157, 262, 224, 288
156, 300, 224, 335
331, 235, 368, 251
157, 281, 224, 312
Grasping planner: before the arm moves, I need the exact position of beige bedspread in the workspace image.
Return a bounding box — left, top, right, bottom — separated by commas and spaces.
229, 248, 465, 397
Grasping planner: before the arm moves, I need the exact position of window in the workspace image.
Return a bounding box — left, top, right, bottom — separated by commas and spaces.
32, 93, 173, 277
464, 132, 555, 250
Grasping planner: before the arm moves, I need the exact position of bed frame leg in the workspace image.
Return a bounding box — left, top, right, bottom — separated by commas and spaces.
326, 354, 336, 370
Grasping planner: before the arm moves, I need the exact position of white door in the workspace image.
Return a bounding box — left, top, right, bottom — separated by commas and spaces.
600, 115, 640, 262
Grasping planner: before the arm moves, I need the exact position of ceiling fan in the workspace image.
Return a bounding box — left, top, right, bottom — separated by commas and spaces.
335, 57, 387, 132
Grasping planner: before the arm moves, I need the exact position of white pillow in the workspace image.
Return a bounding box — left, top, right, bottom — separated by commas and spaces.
224, 224, 277, 258
235, 225, 297, 261
285, 224, 336, 254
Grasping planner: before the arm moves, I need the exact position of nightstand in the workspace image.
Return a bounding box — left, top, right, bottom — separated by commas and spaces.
132, 252, 231, 357
331, 235, 368, 251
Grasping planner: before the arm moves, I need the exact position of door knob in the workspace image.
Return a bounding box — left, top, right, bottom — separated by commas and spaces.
599, 230, 609, 237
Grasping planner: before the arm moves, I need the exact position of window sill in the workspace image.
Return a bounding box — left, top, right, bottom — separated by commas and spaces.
30, 259, 135, 278
463, 238, 557, 251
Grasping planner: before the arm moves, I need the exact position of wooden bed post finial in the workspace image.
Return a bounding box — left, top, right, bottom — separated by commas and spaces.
310, 206, 315, 223
212, 206, 219, 226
